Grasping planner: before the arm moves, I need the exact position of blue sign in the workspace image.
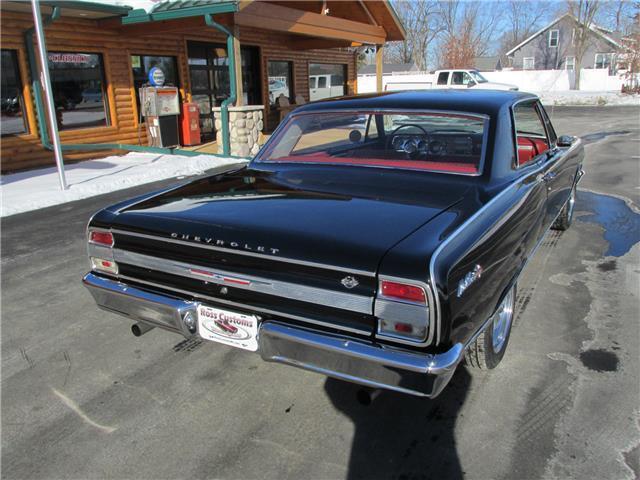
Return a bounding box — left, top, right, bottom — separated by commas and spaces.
148, 67, 165, 87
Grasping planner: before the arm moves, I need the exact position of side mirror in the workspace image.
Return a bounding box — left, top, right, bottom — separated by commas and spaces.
557, 135, 577, 147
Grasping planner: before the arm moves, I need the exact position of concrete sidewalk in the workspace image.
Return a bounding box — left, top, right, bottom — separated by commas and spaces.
0, 152, 246, 217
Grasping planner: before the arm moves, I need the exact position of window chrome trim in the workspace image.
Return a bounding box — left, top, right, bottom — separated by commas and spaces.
110, 228, 375, 277
113, 249, 373, 315
116, 274, 370, 336
253, 108, 491, 178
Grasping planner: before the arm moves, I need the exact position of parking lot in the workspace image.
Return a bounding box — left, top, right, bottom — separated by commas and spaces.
1, 106, 638, 480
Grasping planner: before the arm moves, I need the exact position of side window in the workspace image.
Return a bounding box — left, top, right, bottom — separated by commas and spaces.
317, 76, 327, 88
462, 72, 474, 85
537, 103, 557, 146
451, 71, 464, 85
513, 100, 550, 167
437, 72, 449, 85
365, 114, 378, 140
309, 77, 316, 89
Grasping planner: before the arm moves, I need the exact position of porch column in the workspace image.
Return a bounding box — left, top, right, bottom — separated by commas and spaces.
376, 44, 384, 93
233, 25, 243, 106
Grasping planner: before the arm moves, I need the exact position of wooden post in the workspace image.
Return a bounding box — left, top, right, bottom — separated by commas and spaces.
233, 25, 243, 106
376, 44, 384, 93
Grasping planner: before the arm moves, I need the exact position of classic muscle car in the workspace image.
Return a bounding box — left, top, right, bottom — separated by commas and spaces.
83, 90, 584, 398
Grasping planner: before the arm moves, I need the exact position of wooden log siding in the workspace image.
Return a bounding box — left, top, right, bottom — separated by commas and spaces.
0, 10, 357, 173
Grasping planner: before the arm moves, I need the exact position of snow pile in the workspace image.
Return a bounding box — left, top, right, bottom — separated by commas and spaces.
536, 91, 640, 106
0, 152, 246, 217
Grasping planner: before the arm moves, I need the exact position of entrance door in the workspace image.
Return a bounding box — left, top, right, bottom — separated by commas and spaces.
188, 42, 261, 143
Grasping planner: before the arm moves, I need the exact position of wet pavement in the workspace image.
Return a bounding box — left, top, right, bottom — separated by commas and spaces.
1, 106, 639, 479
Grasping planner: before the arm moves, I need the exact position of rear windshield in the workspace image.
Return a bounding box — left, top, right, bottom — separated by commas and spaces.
257, 112, 486, 174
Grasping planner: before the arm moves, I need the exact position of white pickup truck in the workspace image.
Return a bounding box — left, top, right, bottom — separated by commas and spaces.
385, 69, 518, 92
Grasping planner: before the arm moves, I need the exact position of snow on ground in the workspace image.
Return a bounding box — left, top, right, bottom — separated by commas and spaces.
536, 91, 640, 106
0, 152, 246, 217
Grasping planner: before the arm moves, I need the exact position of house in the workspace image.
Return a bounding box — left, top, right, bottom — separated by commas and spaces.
505, 13, 625, 72
358, 62, 418, 76
0, 0, 405, 172
472, 56, 502, 72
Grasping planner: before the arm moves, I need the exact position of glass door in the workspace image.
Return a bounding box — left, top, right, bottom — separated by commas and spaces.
188, 42, 261, 143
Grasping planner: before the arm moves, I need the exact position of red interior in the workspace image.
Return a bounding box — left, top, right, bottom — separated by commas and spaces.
517, 136, 549, 165
272, 152, 478, 174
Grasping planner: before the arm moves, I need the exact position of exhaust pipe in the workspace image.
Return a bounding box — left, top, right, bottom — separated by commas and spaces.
356, 388, 381, 406
131, 322, 155, 337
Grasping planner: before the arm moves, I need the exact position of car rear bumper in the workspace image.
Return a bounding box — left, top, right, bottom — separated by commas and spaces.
83, 272, 464, 398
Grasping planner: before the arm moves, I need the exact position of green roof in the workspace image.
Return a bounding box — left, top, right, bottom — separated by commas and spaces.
122, 0, 238, 24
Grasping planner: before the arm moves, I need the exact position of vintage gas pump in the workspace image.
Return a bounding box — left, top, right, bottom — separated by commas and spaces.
180, 102, 201, 146
139, 67, 180, 148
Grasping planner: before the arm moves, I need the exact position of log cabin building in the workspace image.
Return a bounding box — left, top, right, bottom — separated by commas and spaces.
0, 0, 404, 172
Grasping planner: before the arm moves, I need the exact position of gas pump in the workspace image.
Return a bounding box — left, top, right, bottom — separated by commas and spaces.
139, 67, 180, 148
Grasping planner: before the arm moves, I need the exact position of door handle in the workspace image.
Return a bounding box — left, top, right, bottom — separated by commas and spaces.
542, 171, 557, 181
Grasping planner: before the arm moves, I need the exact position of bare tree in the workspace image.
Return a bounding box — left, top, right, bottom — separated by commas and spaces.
436, 1, 501, 68
499, 1, 553, 65
385, 1, 444, 70
569, 0, 602, 89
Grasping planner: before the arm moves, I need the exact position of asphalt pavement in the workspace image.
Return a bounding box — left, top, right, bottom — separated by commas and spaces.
1, 106, 639, 480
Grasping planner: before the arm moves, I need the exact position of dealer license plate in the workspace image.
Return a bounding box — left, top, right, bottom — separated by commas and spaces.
197, 305, 259, 352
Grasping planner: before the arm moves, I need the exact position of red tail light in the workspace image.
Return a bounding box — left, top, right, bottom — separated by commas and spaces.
381, 280, 426, 304
89, 230, 114, 247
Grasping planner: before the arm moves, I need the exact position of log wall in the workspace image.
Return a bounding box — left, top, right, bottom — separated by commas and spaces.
0, 10, 356, 173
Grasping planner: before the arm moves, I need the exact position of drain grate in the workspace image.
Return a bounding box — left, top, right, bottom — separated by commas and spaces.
173, 337, 203, 353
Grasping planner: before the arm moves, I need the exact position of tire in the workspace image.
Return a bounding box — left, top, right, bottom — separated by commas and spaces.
465, 284, 516, 370
552, 185, 576, 231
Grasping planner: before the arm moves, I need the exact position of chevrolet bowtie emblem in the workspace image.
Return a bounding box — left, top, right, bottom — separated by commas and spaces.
341, 276, 359, 289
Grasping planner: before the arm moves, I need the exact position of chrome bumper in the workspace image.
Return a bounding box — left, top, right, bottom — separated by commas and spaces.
83, 273, 464, 397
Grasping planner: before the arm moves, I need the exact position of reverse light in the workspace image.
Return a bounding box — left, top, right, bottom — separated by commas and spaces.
90, 257, 118, 274
381, 280, 426, 304
89, 230, 114, 247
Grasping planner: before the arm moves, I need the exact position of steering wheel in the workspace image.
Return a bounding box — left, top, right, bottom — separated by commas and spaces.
386, 123, 430, 155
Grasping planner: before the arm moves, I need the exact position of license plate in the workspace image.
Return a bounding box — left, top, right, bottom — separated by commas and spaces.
197, 305, 259, 352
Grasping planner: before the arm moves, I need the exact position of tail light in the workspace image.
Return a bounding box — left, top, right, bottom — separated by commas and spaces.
90, 257, 118, 274
89, 230, 114, 247
381, 280, 426, 304
375, 278, 430, 343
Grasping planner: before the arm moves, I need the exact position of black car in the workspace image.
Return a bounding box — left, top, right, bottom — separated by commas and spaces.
83, 90, 584, 398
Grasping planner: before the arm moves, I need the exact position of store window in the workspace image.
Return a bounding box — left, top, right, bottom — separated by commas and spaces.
1, 50, 27, 136
268, 61, 293, 106
131, 54, 179, 114
309, 63, 346, 101
48, 52, 109, 130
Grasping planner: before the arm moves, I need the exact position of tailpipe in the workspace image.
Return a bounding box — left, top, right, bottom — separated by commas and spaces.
356, 388, 381, 406
131, 322, 155, 337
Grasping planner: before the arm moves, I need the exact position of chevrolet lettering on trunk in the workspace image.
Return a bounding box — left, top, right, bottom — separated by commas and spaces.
83, 90, 584, 397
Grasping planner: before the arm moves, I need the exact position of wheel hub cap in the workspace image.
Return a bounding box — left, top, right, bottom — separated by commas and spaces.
492, 288, 514, 353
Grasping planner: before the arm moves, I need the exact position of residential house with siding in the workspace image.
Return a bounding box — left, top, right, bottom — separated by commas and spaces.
505, 13, 625, 73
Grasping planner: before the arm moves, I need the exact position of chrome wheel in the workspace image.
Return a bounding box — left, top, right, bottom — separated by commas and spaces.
492, 288, 515, 353
567, 187, 576, 220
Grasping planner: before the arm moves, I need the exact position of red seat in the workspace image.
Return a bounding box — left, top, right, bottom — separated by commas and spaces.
517, 136, 549, 165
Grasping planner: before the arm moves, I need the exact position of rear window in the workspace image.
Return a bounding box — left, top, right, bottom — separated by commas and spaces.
258, 112, 487, 175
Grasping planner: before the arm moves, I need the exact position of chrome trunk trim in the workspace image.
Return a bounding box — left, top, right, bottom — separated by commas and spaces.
113, 249, 373, 315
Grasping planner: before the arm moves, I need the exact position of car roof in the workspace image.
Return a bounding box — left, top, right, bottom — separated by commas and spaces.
294, 89, 538, 117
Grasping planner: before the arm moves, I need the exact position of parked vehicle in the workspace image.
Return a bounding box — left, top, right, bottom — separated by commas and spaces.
83, 90, 583, 398
309, 74, 345, 101
385, 69, 519, 92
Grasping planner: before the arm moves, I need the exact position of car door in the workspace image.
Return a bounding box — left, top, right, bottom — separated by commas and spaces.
537, 102, 577, 227
512, 99, 561, 230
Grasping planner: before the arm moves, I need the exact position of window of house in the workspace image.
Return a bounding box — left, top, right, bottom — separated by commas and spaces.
523, 57, 535, 70
131, 54, 179, 113
565, 56, 576, 70
594, 53, 613, 70
437, 71, 449, 85
268, 60, 293, 106
48, 52, 109, 130
548, 29, 559, 48
1, 50, 28, 136
309, 63, 346, 101
513, 100, 550, 167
